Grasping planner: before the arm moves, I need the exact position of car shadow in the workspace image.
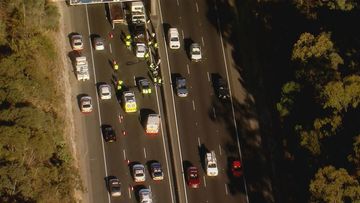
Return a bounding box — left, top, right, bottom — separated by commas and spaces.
183, 38, 194, 60
198, 144, 209, 172
104, 175, 117, 194
162, 23, 171, 43
133, 184, 146, 202
139, 108, 156, 128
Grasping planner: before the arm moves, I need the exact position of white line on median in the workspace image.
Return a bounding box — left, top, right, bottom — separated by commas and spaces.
86, 5, 111, 203
192, 100, 196, 111
187, 64, 190, 75
109, 43, 112, 53
143, 147, 147, 159
197, 137, 201, 147
203, 176, 207, 187
207, 72, 210, 82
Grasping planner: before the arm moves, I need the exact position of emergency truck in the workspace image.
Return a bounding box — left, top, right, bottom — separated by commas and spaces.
145, 114, 160, 135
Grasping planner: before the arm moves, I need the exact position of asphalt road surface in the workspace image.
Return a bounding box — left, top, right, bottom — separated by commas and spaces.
157, 0, 249, 202
66, 3, 175, 203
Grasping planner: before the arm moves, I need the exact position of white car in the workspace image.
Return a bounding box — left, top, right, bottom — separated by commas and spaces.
190, 43, 202, 61
133, 164, 145, 182
71, 34, 84, 51
136, 43, 147, 58
99, 84, 111, 100
93, 37, 105, 50
168, 28, 180, 49
139, 188, 152, 203
80, 96, 93, 113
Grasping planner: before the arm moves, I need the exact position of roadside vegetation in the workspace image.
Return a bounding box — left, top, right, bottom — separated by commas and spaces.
0, 1, 81, 202
244, 0, 360, 202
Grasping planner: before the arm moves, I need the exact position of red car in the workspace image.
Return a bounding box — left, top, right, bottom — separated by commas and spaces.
231, 160, 243, 177
187, 167, 200, 188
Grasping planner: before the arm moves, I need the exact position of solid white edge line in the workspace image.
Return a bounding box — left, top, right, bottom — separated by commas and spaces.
216, 7, 250, 203
157, 0, 189, 201
155, 83, 176, 202
85, 5, 111, 203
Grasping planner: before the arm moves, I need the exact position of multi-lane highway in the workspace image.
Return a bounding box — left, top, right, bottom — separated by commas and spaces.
66, 3, 175, 203
64, 0, 248, 202
157, 0, 248, 202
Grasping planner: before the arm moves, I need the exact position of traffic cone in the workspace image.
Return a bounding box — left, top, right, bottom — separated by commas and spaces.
122, 130, 127, 136
109, 32, 114, 39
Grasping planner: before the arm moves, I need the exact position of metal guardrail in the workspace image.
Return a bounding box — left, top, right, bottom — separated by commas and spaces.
69, 0, 137, 5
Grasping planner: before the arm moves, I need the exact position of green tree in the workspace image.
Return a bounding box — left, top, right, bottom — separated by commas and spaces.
276, 81, 301, 117
348, 135, 360, 177
309, 166, 360, 202
320, 75, 360, 112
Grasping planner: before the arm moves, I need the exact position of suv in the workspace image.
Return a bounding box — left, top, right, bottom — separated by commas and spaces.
175, 77, 188, 97
132, 164, 145, 182
150, 162, 164, 180
168, 28, 180, 49
102, 125, 116, 142
190, 43, 202, 61
108, 177, 121, 197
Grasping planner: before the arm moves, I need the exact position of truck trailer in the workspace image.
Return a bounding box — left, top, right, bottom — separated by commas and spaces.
108, 2, 126, 28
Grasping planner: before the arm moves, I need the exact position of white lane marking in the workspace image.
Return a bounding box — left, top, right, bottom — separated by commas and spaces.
225, 183, 229, 195
195, 2, 199, 13
155, 75, 176, 202
86, 5, 111, 203
192, 100, 196, 111
149, 185, 152, 190
203, 176, 207, 187
197, 137, 201, 147
176, 0, 179, 6
157, 0, 188, 202
123, 149, 127, 160
219, 144, 222, 155
134, 76, 137, 86
201, 36, 205, 47
216, 10, 249, 203
187, 64, 190, 75
214, 3, 218, 11
109, 43, 112, 53
181, 29, 185, 40
213, 107, 216, 119
128, 186, 132, 199
207, 72, 210, 82
143, 147, 147, 159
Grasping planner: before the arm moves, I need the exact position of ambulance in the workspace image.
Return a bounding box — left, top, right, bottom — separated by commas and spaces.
145, 114, 160, 135
123, 91, 137, 113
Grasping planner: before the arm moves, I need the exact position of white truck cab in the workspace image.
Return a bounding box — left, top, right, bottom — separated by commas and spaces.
205, 151, 218, 176
145, 114, 160, 135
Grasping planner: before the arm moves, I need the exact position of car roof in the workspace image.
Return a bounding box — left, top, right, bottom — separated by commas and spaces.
151, 162, 161, 168
81, 96, 92, 100
188, 166, 198, 172
169, 28, 179, 35
133, 164, 144, 169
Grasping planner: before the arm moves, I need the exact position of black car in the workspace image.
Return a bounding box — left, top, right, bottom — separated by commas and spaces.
216, 78, 230, 100
102, 125, 116, 142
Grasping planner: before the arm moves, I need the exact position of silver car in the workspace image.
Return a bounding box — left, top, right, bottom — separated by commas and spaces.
190, 43, 202, 61
139, 188, 152, 203
109, 177, 121, 197
93, 37, 105, 50
132, 164, 146, 182
99, 84, 111, 100
175, 77, 188, 97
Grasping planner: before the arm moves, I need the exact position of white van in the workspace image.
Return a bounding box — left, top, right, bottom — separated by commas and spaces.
168, 28, 180, 49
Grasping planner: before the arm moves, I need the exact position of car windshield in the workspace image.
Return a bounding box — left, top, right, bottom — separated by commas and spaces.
74, 41, 82, 46
208, 163, 217, 168
190, 173, 198, 178
154, 172, 162, 177
171, 37, 179, 42
83, 104, 91, 108
192, 48, 200, 54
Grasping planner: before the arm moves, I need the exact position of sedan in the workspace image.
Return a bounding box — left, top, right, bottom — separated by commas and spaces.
231, 160, 243, 177
99, 84, 111, 100
216, 78, 230, 101
187, 166, 200, 188
175, 77, 188, 97
93, 37, 105, 50
80, 96, 93, 113
133, 164, 146, 182
190, 43, 202, 61
150, 162, 164, 181
102, 125, 116, 142
108, 177, 121, 197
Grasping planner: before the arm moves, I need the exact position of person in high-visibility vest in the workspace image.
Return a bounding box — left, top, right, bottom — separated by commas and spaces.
154, 42, 158, 49
117, 80, 124, 90
144, 52, 149, 59
113, 60, 119, 70
125, 35, 131, 40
